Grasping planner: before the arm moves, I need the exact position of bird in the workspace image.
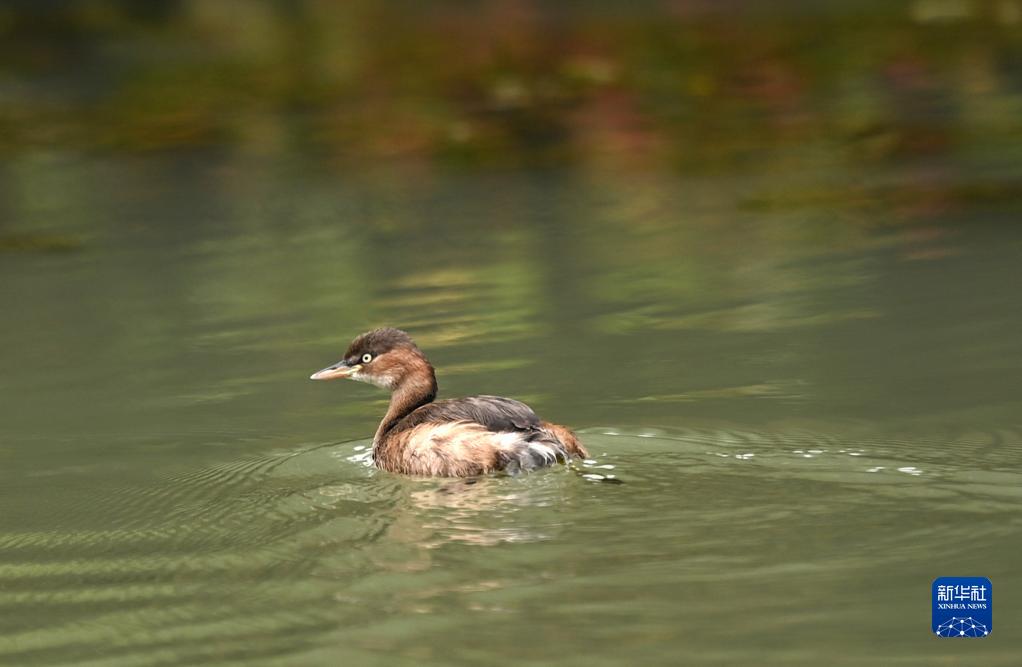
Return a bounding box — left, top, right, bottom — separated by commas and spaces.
310, 328, 587, 477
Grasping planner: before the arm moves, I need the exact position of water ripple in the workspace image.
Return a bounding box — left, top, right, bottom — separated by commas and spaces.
3, 425, 1021, 664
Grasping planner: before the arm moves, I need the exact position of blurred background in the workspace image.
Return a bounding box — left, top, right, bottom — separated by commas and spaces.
1, 1, 1021, 665
2, 0, 1020, 432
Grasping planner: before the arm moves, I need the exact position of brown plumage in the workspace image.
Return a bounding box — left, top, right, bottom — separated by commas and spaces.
310, 328, 587, 477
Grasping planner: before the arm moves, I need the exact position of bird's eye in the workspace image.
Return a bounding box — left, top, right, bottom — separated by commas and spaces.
361, 353, 373, 364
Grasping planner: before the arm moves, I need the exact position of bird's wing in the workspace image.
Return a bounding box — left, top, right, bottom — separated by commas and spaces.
393, 395, 542, 435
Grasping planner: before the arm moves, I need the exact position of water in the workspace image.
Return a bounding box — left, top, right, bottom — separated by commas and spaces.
2, 165, 1020, 665
3, 2, 1022, 665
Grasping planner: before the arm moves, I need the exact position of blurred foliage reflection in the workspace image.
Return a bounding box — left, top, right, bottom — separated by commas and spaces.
1, 0, 1020, 175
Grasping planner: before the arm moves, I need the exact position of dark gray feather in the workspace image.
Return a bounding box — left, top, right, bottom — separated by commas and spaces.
391, 395, 542, 436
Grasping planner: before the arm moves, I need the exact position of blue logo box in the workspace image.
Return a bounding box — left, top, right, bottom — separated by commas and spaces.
932, 577, 991, 637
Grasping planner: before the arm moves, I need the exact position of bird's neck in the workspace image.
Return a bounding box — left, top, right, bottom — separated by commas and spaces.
373, 368, 437, 446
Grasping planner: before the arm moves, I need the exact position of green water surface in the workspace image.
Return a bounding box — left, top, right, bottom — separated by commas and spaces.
2, 2, 1022, 665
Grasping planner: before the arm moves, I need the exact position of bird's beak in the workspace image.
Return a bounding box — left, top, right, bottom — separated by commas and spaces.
310, 361, 361, 381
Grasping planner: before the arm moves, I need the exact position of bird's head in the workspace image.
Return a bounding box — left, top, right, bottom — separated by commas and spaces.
310, 327, 434, 391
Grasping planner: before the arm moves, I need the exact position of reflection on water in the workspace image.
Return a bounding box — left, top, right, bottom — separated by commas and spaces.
2, 427, 1020, 665
2, 163, 1021, 664
2, 1, 1022, 665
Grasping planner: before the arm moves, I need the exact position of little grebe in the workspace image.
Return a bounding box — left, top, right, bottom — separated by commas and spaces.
310, 328, 587, 477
